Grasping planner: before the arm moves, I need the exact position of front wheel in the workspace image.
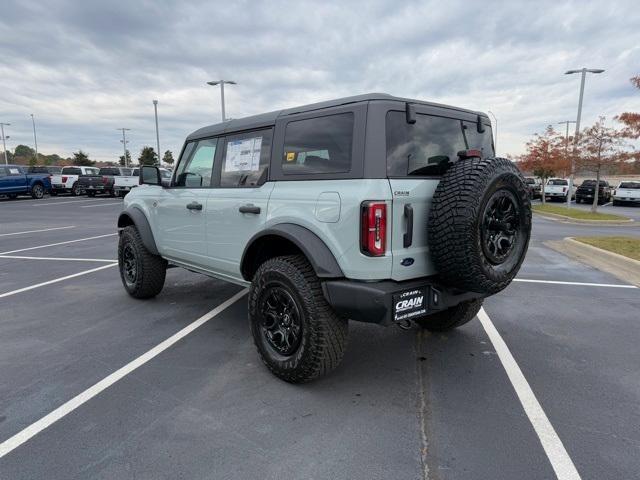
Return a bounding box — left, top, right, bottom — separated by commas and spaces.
415, 299, 483, 331
31, 183, 45, 199
118, 226, 167, 299
249, 255, 348, 383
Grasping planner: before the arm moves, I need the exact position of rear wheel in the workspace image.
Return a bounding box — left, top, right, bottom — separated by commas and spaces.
118, 226, 167, 299
249, 255, 348, 383
31, 183, 45, 199
71, 182, 80, 196
415, 299, 483, 331
428, 157, 531, 295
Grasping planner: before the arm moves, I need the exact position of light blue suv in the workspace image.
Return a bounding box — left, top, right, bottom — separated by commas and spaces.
117, 94, 531, 382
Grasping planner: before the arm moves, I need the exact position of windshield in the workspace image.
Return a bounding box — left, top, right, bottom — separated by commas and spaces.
99, 168, 120, 175
618, 182, 639, 189
525, 178, 536, 184
548, 179, 567, 186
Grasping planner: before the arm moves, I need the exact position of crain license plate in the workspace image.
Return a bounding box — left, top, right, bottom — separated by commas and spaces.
393, 287, 428, 322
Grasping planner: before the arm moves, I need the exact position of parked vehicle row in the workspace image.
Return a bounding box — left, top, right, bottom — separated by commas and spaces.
50, 166, 101, 196
524, 176, 637, 207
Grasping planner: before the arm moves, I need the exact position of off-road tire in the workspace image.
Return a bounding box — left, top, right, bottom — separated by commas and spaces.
414, 299, 483, 332
428, 157, 531, 295
118, 225, 167, 299
249, 255, 348, 383
31, 183, 45, 199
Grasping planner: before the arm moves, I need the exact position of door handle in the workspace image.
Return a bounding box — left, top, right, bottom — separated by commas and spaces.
239, 204, 261, 214
186, 201, 203, 211
403, 203, 413, 248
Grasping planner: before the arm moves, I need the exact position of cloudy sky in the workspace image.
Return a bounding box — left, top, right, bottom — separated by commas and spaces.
1, 0, 639, 163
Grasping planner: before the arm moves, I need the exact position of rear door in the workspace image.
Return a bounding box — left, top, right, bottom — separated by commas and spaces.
386, 108, 493, 281
205, 128, 274, 280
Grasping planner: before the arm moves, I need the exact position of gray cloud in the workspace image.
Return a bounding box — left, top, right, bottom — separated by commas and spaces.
0, 0, 639, 162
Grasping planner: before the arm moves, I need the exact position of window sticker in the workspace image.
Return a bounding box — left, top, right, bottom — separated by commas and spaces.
286, 152, 296, 162
224, 137, 263, 172
9, 168, 20, 174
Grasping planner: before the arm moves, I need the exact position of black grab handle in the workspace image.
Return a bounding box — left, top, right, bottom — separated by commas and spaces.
403, 203, 413, 248
239, 205, 261, 214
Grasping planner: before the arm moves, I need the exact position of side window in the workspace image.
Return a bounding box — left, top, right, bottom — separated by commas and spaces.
8, 167, 22, 175
0, 167, 7, 177
220, 129, 272, 188
282, 113, 354, 174
174, 139, 217, 187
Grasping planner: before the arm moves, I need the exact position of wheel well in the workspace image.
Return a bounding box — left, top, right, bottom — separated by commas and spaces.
241, 235, 305, 281
118, 213, 135, 229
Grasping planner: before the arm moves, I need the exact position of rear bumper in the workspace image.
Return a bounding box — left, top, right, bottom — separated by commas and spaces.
613, 196, 640, 203
322, 277, 484, 326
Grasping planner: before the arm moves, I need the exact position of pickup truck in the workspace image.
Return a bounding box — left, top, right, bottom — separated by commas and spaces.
0, 164, 51, 199
575, 179, 612, 205
113, 167, 172, 197
50, 166, 101, 196
612, 181, 640, 206
524, 177, 542, 199
544, 178, 574, 202
77, 167, 134, 197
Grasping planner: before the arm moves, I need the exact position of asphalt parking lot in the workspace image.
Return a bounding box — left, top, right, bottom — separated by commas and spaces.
1, 195, 639, 480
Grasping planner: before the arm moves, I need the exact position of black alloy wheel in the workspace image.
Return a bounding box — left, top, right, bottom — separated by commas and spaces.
121, 243, 138, 287
258, 285, 303, 356
481, 190, 519, 265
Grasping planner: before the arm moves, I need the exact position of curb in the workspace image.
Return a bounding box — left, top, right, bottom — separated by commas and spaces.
533, 210, 635, 226
545, 237, 640, 287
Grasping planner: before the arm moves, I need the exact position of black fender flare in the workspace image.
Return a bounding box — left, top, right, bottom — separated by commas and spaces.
241, 224, 344, 280
117, 207, 159, 255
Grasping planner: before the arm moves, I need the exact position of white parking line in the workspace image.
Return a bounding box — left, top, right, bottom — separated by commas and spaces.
0, 288, 248, 458
0, 255, 116, 263
0, 233, 117, 255
32, 199, 107, 207
0, 226, 75, 237
514, 278, 637, 289
80, 202, 122, 208
478, 308, 582, 480
0, 263, 118, 299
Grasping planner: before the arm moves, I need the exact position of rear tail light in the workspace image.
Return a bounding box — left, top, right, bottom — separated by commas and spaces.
102, 176, 109, 184
61, 176, 68, 183
562, 187, 567, 193
361, 201, 387, 256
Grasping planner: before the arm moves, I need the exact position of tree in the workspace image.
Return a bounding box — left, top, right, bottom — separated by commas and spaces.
14, 144, 35, 158
72, 150, 95, 166
138, 146, 157, 166
119, 149, 131, 166
616, 75, 640, 140
577, 117, 625, 213
162, 150, 174, 166
517, 126, 566, 203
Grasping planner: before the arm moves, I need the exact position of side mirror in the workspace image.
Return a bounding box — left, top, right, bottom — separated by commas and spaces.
140, 166, 161, 186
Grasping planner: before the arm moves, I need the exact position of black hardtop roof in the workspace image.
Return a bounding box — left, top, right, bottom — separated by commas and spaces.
187, 93, 486, 140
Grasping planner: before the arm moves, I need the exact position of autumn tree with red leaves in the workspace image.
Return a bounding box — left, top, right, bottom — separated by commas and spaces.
616, 75, 640, 140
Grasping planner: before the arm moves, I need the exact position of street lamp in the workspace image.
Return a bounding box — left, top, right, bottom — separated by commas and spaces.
0, 123, 10, 165
153, 100, 160, 165
564, 68, 605, 207
487, 110, 497, 155
117, 128, 131, 167
206, 80, 236, 122
558, 120, 576, 177
30, 114, 38, 161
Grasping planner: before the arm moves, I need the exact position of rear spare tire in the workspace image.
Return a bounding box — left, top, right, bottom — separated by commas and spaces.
428, 157, 531, 295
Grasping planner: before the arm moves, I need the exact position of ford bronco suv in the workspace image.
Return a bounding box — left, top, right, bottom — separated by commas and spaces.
117, 94, 531, 383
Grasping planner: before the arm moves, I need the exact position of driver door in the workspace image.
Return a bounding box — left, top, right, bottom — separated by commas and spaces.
154, 138, 218, 266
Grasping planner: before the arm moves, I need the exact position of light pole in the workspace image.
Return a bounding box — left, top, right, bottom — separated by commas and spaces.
487, 110, 497, 155
564, 68, 605, 207
558, 120, 576, 178
153, 100, 160, 166
117, 128, 131, 167
0, 123, 10, 165
30, 114, 38, 161
206, 80, 236, 122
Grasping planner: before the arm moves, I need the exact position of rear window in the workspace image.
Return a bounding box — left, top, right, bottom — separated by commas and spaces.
282, 113, 354, 174
27, 166, 48, 173
99, 168, 120, 176
61, 167, 82, 175
386, 111, 494, 177
581, 180, 606, 186
619, 182, 640, 189
548, 179, 567, 186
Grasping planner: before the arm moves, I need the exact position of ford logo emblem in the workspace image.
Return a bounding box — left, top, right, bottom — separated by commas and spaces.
400, 258, 414, 266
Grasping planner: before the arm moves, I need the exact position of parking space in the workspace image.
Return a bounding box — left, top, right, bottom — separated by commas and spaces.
1, 196, 639, 479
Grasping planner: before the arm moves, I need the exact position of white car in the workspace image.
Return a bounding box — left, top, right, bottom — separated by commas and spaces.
50, 166, 100, 196
544, 178, 574, 202
613, 181, 640, 206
